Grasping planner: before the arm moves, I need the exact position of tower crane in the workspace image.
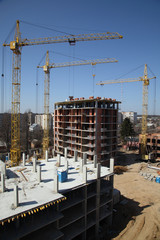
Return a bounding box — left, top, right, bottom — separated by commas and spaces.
3, 20, 123, 166
37, 50, 118, 157
96, 64, 156, 160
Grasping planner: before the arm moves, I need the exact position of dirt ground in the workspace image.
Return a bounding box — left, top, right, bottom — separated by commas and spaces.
108, 151, 160, 240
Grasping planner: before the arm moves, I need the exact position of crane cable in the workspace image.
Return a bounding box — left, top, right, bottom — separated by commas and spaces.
114, 64, 144, 80
49, 50, 85, 61
92, 63, 96, 97
1, 47, 4, 113
1, 23, 16, 113
20, 20, 74, 36
36, 52, 48, 114
36, 69, 39, 114
147, 65, 157, 116
72, 45, 75, 97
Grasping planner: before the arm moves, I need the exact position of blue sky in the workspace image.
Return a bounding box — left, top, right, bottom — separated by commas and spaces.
0, 0, 160, 114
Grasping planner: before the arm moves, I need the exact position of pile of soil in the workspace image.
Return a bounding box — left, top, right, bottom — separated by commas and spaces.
114, 166, 128, 174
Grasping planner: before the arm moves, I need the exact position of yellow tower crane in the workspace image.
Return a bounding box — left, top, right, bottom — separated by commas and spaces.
96, 64, 156, 160
38, 50, 118, 157
3, 20, 123, 166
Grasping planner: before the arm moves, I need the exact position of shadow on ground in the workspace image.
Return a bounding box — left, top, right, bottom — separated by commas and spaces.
116, 149, 141, 167
105, 195, 150, 240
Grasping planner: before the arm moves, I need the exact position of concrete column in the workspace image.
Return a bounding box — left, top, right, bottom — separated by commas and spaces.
57, 154, 61, 166
83, 153, 87, 165
94, 155, 97, 168
97, 163, 101, 179
52, 149, 55, 158
80, 159, 85, 173
37, 165, 41, 183
96, 178, 100, 238
110, 158, 114, 173
74, 150, 77, 162
148, 153, 152, 162
65, 160, 68, 173
54, 175, 59, 193
1, 173, 5, 192
83, 166, 87, 183
14, 185, 19, 208
33, 157, 37, 172
64, 148, 67, 160
45, 150, 48, 162
22, 153, 25, 167
1, 163, 6, 177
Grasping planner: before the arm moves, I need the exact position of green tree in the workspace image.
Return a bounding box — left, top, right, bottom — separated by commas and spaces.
0, 112, 11, 151
120, 117, 135, 142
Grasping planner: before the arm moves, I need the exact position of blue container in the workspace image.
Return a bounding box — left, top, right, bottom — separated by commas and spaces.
156, 176, 160, 183
5, 156, 8, 161
58, 170, 67, 183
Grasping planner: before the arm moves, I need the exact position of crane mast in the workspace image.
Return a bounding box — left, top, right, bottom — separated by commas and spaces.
43, 51, 50, 157
96, 64, 156, 159
141, 64, 149, 159
38, 51, 118, 157
10, 20, 21, 165
3, 20, 123, 166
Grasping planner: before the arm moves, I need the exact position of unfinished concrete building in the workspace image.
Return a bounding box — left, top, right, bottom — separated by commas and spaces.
0, 154, 114, 240
144, 133, 160, 160
54, 97, 120, 165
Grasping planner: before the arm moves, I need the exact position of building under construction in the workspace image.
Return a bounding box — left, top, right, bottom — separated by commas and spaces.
0, 154, 114, 240
54, 97, 120, 165
141, 133, 160, 160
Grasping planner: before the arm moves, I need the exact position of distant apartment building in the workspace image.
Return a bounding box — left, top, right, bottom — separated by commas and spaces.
54, 97, 120, 164
35, 114, 53, 130
27, 112, 36, 126
121, 111, 137, 124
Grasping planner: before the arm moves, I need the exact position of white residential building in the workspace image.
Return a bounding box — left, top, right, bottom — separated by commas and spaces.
121, 111, 137, 124
35, 114, 53, 130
